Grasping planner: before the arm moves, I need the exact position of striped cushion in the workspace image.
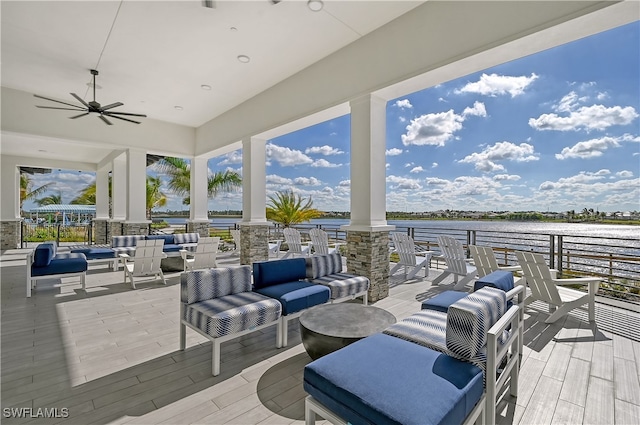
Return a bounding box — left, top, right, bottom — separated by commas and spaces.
309, 273, 369, 299
183, 292, 281, 338
306, 253, 342, 279
174, 233, 199, 245
181, 266, 252, 304
111, 235, 145, 248
446, 287, 506, 360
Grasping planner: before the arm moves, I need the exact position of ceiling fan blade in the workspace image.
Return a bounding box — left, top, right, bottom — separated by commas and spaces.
98, 115, 113, 125
70, 93, 91, 108
36, 106, 86, 111
100, 102, 124, 111
69, 112, 90, 119
34, 94, 84, 109
106, 114, 141, 124
104, 111, 147, 117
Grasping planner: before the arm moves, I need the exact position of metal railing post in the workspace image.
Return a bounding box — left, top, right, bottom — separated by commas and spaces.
557, 235, 563, 273
549, 235, 555, 269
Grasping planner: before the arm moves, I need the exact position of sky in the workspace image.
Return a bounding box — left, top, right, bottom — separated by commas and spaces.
25, 21, 640, 214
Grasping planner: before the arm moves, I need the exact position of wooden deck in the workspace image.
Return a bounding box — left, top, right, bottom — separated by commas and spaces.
2, 247, 639, 424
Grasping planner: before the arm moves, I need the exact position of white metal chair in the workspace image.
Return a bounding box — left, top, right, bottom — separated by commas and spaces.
230, 229, 241, 255
282, 228, 311, 258
119, 239, 167, 289
431, 235, 477, 290
469, 245, 522, 278
389, 232, 433, 281
309, 228, 343, 256
181, 236, 220, 271
515, 251, 601, 323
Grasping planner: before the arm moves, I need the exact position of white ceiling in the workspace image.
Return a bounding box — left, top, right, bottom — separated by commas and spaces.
0, 0, 423, 128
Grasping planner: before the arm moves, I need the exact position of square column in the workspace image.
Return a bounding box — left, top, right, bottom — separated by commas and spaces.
126, 149, 148, 223
110, 154, 127, 239
1, 157, 21, 250
239, 138, 269, 264
93, 167, 110, 244
188, 156, 210, 237
342, 94, 394, 301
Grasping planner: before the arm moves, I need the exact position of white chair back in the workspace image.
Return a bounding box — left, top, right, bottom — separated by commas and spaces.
283, 228, 309, 257
230, 229, 241, 252
132, 239, 165, 276
309, 228, 331, 255
437, 235, 470, 275
515, 251, 562, 306
469, 245, 500, 278
392, 232, 420, 266
190, 237, 220, 270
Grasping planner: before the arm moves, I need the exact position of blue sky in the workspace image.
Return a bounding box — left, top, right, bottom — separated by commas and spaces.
26, 22, 639, 214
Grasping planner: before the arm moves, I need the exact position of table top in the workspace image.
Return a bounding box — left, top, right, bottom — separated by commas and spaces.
299, 303, 396, 339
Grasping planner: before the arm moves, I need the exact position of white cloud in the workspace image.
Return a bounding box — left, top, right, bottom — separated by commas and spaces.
266, 143, 313, 166
311, 159, 341, 168
305, 145, 344, 155
338, 180, 350, 187
596, 91, 609, 101
555, 134, 639, 160
399, 116, 407, 123
493, 174, 521, 181
386, 148, 403, 156
401, 103, 486, 147
529, 104, 638, 132
539, 169, 611, 190
394, 99, 413, 109
616, 170, 633, 178
458, 141, 538, 172
455, 73, 538, 97
218, 150, 243, 165
386, 175, 422, 190
293, 177, 323, 186
425, 177, 449, 186
432, 162, 438, 168
410, 166, 424, 174
404, 162, 414, 168
266, 174, 293, 185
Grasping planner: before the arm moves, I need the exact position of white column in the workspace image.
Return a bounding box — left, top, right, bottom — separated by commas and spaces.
95, 168, 110, 219
189, 157, 209, 221
0, 156, 20, 220
345, 94, 393, 231
126, 149, 148, 222
242, 137, 267, 223
111, 154, 127, 220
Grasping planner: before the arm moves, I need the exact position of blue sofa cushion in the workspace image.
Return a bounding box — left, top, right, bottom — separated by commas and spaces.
252, 258, 307, 289
147, 234, 176, 245
422, 290, 468, 313
33, 243, 56, 267
474, 270, 514, 292
304, 333, 483, 425
69, 247, 116, 260
31, 253, 88, 276
254, 281, 329, 315
162, 244, 182, 253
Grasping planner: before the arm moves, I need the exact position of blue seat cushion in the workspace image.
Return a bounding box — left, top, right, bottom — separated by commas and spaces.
69, 247, 116, 260
162, 244, 182, 253
31, 253, 88, 276
304, 333, 483, 425
147, 234, 176, 245
252, 258, 307, 289
33, 243, 56, 267
474, 270, 514, 292
254, 281, 329, 315
422, 290, 468, 313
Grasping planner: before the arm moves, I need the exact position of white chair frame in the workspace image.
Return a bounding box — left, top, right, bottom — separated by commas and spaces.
431, 235, 477, 290
309, 228, 343, 256
180, 236, 220, 271
389, 232, 433, 281
282, 228, 311, 259
119, 239, 167, 289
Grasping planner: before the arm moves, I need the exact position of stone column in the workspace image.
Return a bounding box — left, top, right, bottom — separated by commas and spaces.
341, 94, 394, 302
124, 149, 150, 235
238, 137, 269, 264
0, 157, 21, 250
188, 156, 210, 237
1, 220, 22, 251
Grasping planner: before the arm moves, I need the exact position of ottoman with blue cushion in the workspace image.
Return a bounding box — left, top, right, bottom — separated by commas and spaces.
253, 258, 330, 348
69, 246, 118, 271
304, 332, 485, 425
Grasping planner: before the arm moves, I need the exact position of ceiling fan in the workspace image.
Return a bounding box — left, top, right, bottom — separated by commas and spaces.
34, 69, 147, 125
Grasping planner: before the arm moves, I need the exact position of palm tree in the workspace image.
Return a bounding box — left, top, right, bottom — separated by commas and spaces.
20, 173, 53, 213
266, 190, 321, 227
158, 157, 242, 205
146, 176, 167, 219
35, 192, 63, 206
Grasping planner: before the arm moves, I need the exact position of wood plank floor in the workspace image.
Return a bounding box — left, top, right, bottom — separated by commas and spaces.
2, 247, 639, 424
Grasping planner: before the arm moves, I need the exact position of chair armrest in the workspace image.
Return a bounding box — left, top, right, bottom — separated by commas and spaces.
552, 277, 602, 286
498, 265, 522, 272
180, 249, 191, 260
118, 253, 130, 259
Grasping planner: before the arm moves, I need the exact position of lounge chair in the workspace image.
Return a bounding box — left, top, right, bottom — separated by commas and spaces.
119, 239, 167, 289
180, 236, 220, 271
309, 228, 343, 255
469, 244, 523, 283
431, 235, 477, 290
282, 227, 311, 258
389, 232, 433, 281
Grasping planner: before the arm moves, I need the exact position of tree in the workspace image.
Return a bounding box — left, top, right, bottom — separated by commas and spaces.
20, 173, 52, 213
158, 157, 242, 205
35, 192, 63, 206
146, 176, 167, 219
266, 190, 321, 227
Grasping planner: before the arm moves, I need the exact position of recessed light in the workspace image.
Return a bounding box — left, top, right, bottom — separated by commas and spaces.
174, 106, 183, 110
237, 55, 250, 63
201, 84, 212, 90
308, 0, 323, 12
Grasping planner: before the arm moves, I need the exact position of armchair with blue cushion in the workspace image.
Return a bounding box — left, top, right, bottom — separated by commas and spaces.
26, 242, 88, 297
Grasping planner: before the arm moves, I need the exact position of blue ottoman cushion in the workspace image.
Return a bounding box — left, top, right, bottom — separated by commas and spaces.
254, 281, 330, 315
162, 244, 182, 253
31, 253, 88, 276
304, 332, 483, 425
69, 247, 116, 260
474, 270, 514, 292
422, 290, 468, 313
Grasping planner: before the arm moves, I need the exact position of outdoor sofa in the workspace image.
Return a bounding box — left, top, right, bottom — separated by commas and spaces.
111, 232, 200, 257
